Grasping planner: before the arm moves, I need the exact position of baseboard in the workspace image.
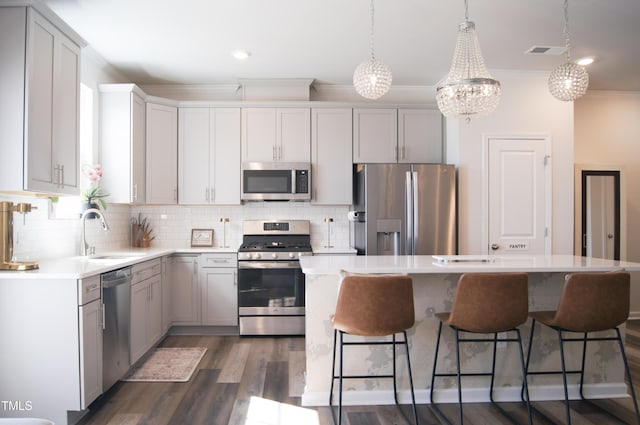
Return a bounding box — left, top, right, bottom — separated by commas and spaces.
628, 312, 640, 320
301, 383, 632, 407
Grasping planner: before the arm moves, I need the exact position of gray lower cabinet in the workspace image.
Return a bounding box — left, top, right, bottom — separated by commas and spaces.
168, 253, 238, 328
169, 254, 200, 325
129, 259, 162, 364
199, 254, 238, 326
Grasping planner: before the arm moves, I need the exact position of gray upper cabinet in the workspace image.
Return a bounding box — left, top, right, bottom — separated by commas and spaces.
353, 108, 443, 164
398, 109, 443, 163
0, 6, 81, 195
311, 108, 353, 205
99, 84, 146, 204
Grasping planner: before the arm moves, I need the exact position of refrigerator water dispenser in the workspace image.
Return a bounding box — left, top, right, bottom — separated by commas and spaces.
376, 219, 401, 255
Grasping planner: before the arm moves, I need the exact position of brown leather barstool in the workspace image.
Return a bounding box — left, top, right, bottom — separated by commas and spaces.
329, 273, 418, 425
430, 272, 532, 425
524, 271, 640, 424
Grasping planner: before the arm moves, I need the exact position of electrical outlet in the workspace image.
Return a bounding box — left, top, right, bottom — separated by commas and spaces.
497, 332, 507, 349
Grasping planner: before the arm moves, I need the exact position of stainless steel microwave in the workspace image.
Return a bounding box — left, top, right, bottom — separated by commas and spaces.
241, 162, 311, 201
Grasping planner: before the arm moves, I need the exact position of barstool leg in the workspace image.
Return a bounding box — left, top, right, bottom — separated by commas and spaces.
455, 328, 464, 425
338, 331, 344, 425
523, 320, 537, 401
329, 329, 337, 408
557, 329, 572, 425
430, 321, 444, 404
516, 328, 534, 425
489, 332, 498, 403
402, 330, 419, 425
392, 333, 399, 405
579, 332, 588, 400
615, 327, 640, 424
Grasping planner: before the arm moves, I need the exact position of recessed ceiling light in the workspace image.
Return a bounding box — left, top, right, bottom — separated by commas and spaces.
232, 50, 251, 60
576, 56, 594, 66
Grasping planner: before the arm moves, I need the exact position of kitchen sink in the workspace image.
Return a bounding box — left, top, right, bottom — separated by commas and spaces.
88, 254, 145, 260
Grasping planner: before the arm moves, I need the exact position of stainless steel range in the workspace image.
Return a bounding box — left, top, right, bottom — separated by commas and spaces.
237, 220, 312, 336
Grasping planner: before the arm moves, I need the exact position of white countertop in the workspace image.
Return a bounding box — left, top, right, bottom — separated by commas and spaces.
0, 247, 238, 280
300, 254, 640, 275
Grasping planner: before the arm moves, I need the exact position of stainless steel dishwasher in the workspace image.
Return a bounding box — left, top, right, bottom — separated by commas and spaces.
101, 266, 132, 391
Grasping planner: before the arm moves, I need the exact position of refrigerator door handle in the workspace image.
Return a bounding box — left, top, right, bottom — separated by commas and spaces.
405, 171, 413, 255
412, 171, 419, 255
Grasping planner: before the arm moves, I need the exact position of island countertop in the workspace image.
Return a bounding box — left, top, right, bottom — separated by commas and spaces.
300, 254, 640, 275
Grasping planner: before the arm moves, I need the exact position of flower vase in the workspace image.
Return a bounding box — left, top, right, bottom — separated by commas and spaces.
82, 201, 99, 219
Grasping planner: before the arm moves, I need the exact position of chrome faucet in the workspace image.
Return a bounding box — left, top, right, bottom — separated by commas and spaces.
81, 208, 110, 256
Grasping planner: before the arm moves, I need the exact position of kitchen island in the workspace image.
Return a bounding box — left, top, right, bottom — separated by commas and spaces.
299, 254, 640, 407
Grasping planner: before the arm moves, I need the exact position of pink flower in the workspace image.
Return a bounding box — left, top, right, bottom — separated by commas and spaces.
83, 164, 103, 182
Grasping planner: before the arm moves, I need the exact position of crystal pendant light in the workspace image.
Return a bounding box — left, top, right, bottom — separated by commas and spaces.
548, 0, 589, 101
353, 0, 392, 100
436, 0, 501, 120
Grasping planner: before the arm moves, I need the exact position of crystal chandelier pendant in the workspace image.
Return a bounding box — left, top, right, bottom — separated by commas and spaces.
353, 58, 392, 100
548, 0, 589, 101
353, 0, 392, 100
548, 61, 589, 101
436, 17, 501, 120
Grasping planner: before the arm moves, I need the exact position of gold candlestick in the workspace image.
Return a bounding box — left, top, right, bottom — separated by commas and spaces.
324, 217, 334, 248
220, 217, 230, 248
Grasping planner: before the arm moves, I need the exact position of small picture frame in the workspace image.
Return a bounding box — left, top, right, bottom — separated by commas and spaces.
191, 229, 214, 247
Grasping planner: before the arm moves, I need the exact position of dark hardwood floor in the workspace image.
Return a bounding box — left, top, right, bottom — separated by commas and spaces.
77, 321, 640, 425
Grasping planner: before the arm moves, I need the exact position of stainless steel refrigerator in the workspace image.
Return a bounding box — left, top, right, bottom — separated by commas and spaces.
353, 163, 456, 255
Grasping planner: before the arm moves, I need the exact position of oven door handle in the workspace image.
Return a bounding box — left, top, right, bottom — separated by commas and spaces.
238, 261, 301, 269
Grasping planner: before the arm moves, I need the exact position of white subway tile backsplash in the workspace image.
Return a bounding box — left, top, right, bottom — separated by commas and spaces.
2, 193, 353, 260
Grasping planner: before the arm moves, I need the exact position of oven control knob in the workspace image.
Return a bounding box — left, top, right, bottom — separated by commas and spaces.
254, 253, 261, 260
289, 252, 295, 259
272, 253, 278, 259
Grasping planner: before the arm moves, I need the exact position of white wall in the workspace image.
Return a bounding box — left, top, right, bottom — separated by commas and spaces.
446, 70, 575, 255
575, 91, 640, 316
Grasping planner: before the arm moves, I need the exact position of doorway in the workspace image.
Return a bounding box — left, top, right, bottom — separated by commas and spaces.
483, 135, 551, 255
578, 169, 622, 260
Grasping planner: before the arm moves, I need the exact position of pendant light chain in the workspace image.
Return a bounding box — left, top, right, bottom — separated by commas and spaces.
463, 0, 469, 21
369, 0, 376, 61
353, 0, 392, 99
547, 0, 588, 101
563, 0, 572, 61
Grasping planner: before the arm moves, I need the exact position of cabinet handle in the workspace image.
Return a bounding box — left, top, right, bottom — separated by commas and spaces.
133, 184, 138, 201
393, 146, 398, 161
205, 187, 209, 202
60, 164, 65, 187
174, 187, 177, 201
210, 188, 214, 203
278, 146, 282, 160
101, 302, 106, 330
401, 146, 406, 160
272, 145, 276, 160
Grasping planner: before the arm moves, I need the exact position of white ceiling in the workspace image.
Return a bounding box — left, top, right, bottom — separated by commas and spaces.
43, 0, 640, 91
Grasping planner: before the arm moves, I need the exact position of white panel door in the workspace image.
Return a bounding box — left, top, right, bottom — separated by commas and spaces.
488, 137, 550, 255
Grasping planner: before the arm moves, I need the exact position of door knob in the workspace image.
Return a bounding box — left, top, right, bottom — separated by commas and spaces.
491, 243, 499, 251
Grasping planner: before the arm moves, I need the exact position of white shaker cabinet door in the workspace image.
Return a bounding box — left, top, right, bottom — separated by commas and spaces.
146, 103, 178, 204
26, 9, 80, 194
179, 108, 211, 204
311, 108, 353, 205
353, 108, 398, 163
211, 108, 241, 204
242, 108, 277, 161
398, 109, 443, 163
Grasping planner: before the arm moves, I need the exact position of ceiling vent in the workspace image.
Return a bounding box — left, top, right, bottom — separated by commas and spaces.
525, 45, 567, 55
